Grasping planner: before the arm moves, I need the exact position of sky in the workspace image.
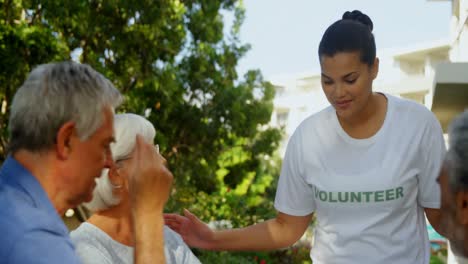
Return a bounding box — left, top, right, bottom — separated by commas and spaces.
235, 0, 452, 79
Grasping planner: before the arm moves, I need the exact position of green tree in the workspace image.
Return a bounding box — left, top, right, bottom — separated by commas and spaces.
1, 0, 282, 227
1, 0, 294, 261
0, 0, 70, 153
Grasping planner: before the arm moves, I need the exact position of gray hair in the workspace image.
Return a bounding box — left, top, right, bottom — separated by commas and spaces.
8, 61, 123, 154
447, 110, 468, 192
84, 113, 156, 212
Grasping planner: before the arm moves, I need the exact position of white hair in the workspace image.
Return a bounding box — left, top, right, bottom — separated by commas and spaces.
84, 113, 156, 212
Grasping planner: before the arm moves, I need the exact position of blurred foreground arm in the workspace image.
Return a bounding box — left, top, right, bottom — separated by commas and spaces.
130, 135, 173, 264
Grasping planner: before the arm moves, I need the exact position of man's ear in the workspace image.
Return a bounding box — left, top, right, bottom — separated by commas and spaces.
456, 191, 468, 225
56, 121, 76, 160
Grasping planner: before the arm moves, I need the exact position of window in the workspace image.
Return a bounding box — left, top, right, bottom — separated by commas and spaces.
277, 111, 289, 127
275, 86, 286, 97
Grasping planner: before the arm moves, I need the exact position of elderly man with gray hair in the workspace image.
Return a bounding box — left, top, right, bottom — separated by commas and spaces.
71, 113, 200, 264
439, 110, 468, 262
0, 61, 173, 264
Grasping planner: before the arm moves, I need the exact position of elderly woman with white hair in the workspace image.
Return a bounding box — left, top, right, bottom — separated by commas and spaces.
70, 113, 200, 264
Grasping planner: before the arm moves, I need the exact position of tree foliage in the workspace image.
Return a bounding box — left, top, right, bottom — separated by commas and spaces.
0, 0, 282, 227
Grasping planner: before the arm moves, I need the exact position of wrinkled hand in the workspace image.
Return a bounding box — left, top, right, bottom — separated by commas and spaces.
164, 209, 215, 249
128, 135, 173, 214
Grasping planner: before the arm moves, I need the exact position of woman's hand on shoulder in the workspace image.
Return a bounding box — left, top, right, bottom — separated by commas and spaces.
164, 209, 215, 249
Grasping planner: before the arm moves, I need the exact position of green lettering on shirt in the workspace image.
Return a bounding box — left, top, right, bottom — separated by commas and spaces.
319, 191, 327, 201
386, 189, 395, 200
312, 186, 405, 203
375, 191, 384, 202
350, 192, 361, 202
338, 192, 349, 202
363, 192, 373, 202
396, 187, 404, 199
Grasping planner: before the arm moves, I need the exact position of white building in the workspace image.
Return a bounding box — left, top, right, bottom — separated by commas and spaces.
430, 0, 468, 132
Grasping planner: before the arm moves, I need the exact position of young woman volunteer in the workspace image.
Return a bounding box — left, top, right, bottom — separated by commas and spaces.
165, 10, 446, 263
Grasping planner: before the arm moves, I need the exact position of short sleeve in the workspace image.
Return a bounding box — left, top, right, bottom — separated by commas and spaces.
163, 226, 201, 264
7, 230, 82, 264
274, 130, 316, 216
417, 114, 446, 208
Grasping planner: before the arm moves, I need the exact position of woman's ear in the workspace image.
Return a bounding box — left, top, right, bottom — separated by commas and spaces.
371, 57, 379, 80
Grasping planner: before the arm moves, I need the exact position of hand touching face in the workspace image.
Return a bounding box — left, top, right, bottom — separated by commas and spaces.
127, 135, 173, 214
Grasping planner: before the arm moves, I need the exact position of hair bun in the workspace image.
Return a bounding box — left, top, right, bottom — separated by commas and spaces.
342, 10, 373, 32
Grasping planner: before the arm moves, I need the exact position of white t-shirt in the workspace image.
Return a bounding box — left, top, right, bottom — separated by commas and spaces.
274, 94, 446, 264
70, 223, 201, 264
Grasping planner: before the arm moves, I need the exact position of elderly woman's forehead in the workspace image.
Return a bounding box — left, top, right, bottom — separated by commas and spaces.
110, 114, 155, 158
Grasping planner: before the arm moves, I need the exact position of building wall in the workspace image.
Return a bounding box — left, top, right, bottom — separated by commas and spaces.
271, 77, 328, 155
450, 0, 468, 61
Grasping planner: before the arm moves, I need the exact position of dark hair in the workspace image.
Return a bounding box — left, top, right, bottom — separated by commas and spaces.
318, 10, 376, 66
447, 110, 468, 192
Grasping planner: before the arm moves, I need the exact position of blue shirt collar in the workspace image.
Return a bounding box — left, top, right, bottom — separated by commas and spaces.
0, 155, 60, 217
